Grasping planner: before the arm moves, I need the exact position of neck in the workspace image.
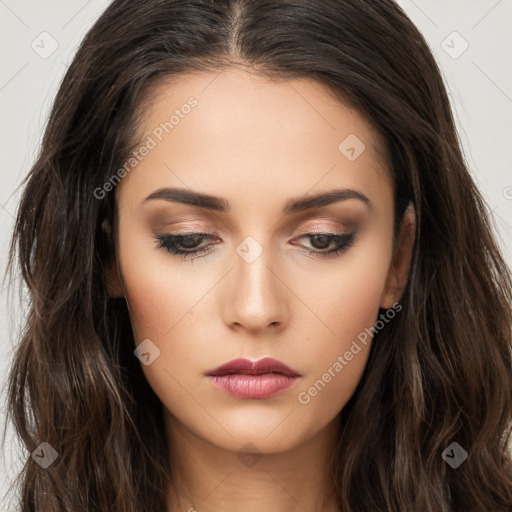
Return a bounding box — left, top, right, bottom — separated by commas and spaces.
164, 411, 342, 512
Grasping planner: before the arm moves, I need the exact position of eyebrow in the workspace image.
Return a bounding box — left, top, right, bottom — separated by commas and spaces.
142, 187, 371, 213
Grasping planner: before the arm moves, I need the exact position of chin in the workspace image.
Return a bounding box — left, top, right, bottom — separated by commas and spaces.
194, 408, 324, 455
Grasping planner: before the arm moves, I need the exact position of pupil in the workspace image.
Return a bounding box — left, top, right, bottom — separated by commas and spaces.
311, 234, 330, 250
181, 235, 202, 248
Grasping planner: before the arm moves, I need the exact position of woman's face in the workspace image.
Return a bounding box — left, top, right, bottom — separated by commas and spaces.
111, 67, 410, 454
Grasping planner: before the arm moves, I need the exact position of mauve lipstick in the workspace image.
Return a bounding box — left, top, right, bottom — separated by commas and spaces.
205, 357, 302, 399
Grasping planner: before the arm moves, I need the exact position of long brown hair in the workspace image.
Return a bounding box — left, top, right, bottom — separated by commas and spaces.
2, 0, 511, 510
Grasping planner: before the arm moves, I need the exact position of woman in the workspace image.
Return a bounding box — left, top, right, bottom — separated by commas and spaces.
3, 0, 511, 510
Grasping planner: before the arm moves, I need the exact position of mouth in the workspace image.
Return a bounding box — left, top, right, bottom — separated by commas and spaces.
205, 357, 302, 399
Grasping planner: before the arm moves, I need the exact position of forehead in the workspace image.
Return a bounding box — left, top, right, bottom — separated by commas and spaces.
116, 67, 392, 210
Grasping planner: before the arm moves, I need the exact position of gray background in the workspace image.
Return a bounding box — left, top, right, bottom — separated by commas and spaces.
1, 1, 511, 509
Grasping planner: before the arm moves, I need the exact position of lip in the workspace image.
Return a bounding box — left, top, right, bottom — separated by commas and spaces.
206, 357, 301, 377
205, 357, 302, 399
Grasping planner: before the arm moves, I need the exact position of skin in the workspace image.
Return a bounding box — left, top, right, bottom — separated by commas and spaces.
107, 66, 416, 512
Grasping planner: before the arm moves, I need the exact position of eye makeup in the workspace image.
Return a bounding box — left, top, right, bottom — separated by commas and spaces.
153, 229, 356, 261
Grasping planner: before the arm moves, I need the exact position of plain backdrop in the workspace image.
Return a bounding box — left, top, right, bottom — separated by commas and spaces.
0, 1, 511, 510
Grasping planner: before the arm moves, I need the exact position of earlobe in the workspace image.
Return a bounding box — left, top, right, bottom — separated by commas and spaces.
381, 202, 416, 309
105, 257, 125, 298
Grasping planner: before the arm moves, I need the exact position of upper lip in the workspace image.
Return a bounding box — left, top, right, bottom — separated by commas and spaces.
206, 357, 301, 377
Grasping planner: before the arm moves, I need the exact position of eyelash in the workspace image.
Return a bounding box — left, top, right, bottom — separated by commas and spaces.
154, 230, 356, 260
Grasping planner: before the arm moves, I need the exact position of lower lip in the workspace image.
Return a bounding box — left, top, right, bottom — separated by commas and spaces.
207, 373, 300, 399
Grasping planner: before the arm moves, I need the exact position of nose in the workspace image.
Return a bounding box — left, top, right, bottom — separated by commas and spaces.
223, 239, 288, 334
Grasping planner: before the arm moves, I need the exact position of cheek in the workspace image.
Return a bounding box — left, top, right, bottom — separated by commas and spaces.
119, 255, 209, 414
292, 235, 392, 411
123, 267, 187, 340
117, 231, 222, 382
117, 224, 201, 340
300, 230, 391, 339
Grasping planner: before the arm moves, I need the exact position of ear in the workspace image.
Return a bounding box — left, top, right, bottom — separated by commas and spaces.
380, 202, 416, 309
102, 218, 125, 299
105, 257, 125, 298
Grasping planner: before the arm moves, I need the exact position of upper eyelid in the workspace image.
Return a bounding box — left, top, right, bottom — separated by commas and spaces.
156, 222, 351, 236
150, 208, 359, 234
159, 229, 350, 240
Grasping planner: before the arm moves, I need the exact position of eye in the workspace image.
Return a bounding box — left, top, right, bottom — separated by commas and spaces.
293, 231, 356, 257
154, 230, 356, 260
154, 232, 216, 260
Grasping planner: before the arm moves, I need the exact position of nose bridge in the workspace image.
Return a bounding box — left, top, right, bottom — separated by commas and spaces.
225, 233, 287, 330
